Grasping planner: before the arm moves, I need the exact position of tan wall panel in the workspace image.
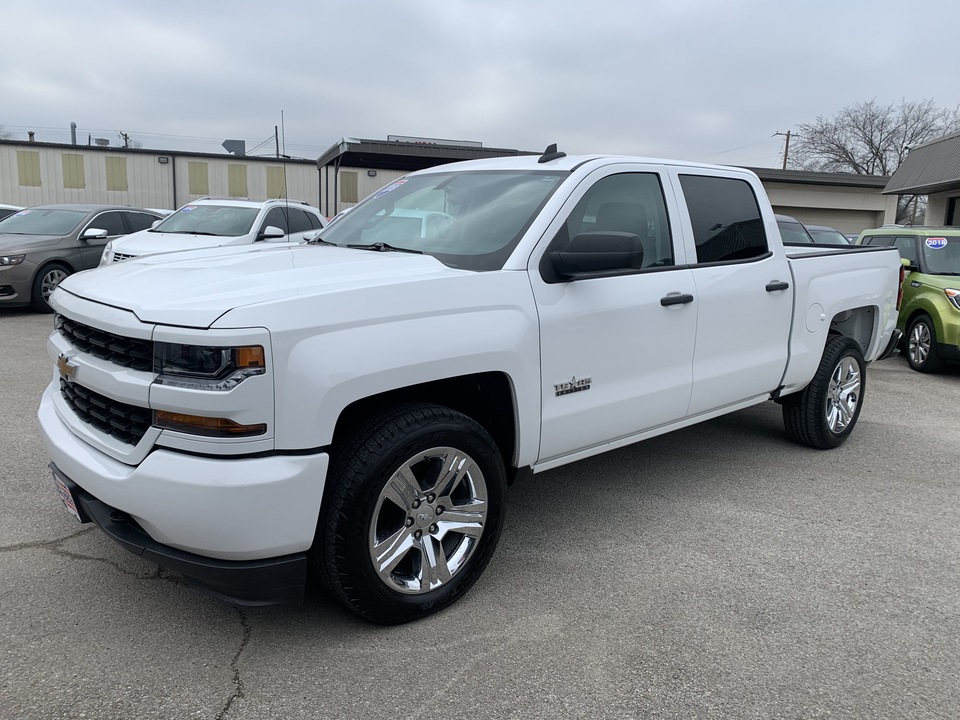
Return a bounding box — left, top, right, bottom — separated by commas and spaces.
16, 150, 41, 186
105, 156, 128, 191
62, 153, 85, 189
228, 164, 248, 198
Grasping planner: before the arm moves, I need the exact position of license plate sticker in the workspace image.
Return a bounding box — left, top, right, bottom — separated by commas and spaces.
53, 473, 82, 523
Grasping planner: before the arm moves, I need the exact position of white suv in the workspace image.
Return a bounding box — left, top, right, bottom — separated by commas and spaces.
99, 198, 326, 265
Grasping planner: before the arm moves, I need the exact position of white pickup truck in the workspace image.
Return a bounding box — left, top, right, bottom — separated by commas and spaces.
38, 146, 903, 624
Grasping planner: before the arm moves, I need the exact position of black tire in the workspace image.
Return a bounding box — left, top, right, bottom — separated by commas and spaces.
905, 315, 945, 373
782, 335, 866, 450
30, 262, 71, 313
313, 403, 506, 624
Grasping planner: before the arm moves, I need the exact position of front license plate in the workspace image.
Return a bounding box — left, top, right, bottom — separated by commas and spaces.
53, 472, 82, 523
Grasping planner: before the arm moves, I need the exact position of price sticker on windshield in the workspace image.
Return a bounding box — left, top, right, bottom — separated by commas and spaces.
926, 237, 948, 249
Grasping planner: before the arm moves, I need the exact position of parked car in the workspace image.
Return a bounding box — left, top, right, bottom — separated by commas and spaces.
0, 204, 166, 312
857, 226, 960, 372
805, 224, 851, 244
99, 198, 326, 265
0, 203, 23, 221
776, 216, 850, 245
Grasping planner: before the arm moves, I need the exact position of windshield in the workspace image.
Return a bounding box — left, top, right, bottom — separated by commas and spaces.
0, 208, 87, 235
777, 219, 814, 244
808, 227, 850, 244
319, 170, 567, 270
154, 205, 260, 237
920, 236, 960, 275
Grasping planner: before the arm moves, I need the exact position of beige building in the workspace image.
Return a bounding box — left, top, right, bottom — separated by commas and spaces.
1, 137, 897, 232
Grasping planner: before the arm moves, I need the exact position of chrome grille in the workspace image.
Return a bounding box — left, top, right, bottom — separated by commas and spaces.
56, 315, 153, 372
59, 379, 152, 446
112, 252, 137, 262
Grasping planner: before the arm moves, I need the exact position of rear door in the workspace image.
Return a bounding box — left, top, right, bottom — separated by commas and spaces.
531, 164, 697, 463
671, 171, 793, 416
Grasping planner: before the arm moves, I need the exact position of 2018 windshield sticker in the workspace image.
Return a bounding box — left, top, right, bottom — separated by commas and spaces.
554, 376, 592, 396
926, 237, 948, 249
373, 179, 407, 198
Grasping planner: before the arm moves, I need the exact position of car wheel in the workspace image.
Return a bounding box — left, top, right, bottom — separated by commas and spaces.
30, 262, 71, 313
782, 335, 865, 450
313, 403, 506, 624
905, 315, 945, 373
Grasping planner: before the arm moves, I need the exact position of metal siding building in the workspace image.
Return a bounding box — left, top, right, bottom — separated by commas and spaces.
0, 140, 321, 211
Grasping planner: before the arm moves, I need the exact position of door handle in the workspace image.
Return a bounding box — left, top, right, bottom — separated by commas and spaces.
660, 293, 694, 307
765, 281, 790, 292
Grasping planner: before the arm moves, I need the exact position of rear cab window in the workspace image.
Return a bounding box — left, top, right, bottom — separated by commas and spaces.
679, 175, 769, 263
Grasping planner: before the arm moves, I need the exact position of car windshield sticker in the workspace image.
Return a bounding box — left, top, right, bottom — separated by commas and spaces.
372, 179, 407, 198
13, 210, 30, 216
181, 206, 197, 212
926, 237, 948, 249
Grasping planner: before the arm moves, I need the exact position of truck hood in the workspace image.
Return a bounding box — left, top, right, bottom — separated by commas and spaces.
110, 229, 249, 256
56, 244, 464, 328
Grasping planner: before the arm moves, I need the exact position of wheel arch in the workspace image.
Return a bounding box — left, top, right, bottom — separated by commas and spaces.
330, 371, 523, 482
828, 304, 881, 359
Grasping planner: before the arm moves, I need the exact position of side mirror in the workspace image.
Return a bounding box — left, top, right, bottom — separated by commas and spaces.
550, 231, 644, 280
151, 219, 162, 229
259, 225, 286, 241
901, 257, 918, 272
81, 228, 109, 241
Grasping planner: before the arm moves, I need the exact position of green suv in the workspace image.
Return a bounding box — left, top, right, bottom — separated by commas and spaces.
858, 227, 960, 372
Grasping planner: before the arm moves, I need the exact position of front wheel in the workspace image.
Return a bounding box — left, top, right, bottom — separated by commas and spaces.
782, 335, 866, 450
905, 315, 945, 373
30, 262, 71, 313
313, 404, 506, 624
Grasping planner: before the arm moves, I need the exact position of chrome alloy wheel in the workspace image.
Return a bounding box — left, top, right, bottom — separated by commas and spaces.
908, 322, 932, 367
40, 267, 69, 302
369, 446, 488, 594
826, 356, 861, 434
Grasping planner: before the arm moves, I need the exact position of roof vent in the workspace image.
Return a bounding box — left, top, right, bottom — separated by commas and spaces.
538, 143, 566, 163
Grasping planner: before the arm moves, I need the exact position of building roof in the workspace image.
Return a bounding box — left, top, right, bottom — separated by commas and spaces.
746, 167, 890, 188
315, 137, 533, 171
882, 131, 960, 195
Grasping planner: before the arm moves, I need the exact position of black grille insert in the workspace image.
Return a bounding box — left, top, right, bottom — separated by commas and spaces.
56, 315, 153, 372
60, 380, 152, 446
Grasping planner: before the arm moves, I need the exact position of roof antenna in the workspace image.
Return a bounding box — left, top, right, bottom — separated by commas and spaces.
538, 143, 566, 163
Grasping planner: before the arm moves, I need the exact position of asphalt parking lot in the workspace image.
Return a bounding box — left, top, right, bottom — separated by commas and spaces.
2, 306, 959, 720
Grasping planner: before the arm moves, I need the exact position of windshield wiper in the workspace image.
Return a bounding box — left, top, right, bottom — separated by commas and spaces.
307, 236, 338, 246
346, 242, 422, 254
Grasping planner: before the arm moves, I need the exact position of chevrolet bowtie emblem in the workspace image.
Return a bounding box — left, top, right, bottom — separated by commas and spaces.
57, 354, 78, 382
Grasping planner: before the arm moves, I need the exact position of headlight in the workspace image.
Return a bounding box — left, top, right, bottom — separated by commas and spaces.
154, 342, 266, 391
98, 242, 113, 267
0, 254, 25, 266
946, 288, 960, 311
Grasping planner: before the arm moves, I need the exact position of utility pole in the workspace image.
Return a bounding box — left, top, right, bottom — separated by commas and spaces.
775, 130, 792, 169
119, 131, 131, 149
275, 126, 279, 158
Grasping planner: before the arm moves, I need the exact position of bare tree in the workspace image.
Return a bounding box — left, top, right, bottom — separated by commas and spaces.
790, 99, 960, 222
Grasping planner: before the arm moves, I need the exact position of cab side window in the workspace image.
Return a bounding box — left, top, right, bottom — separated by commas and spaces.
893, 237, 919, 265
87, 211, 127, 237
262, 207, 290, 236
680, 175, 768, 263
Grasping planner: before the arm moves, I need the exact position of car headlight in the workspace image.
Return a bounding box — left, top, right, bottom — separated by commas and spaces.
946, 288, 960, 311
98, 242, 113, 267
0, 254, 25, 266
154, 342, 266, 391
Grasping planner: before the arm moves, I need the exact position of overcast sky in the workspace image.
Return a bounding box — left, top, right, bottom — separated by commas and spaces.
2, 0, 958, 168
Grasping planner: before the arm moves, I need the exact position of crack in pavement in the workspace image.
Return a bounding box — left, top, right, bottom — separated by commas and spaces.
216, 608, 251, 720
0, 525, 97, 553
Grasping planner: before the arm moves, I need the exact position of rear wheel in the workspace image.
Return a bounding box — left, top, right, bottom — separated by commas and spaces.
30, 262, 70, 313
905, 315, 945, 373
313, 403, 506, 624
782, 335, 865, 449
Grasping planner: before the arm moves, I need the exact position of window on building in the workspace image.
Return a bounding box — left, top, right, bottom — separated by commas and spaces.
188, 162, 209, 195
62, 154, 85, 189
105, 157, 128, 191
340, 170, 359, 203
266, 167, 286, 199
228, 164, 248, 198
17, 151, 41, 187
